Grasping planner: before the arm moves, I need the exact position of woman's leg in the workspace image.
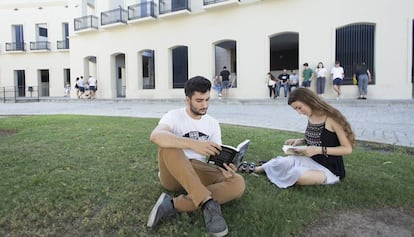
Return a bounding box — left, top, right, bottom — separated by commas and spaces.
316, 78, 321, 94
363, 76, 368, 97
358, 77, 364, 97
296, 170, 326, 185
321, 77, 326, 95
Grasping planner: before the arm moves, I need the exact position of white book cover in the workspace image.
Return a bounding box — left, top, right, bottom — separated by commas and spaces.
282, 145, 307, 155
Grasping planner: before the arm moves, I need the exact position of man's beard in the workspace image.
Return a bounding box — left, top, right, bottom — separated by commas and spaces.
189, 103, 207, 116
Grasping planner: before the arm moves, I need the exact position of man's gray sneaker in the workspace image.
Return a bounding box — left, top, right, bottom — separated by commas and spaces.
202, 199, 228, 237
147, 193, 178, 228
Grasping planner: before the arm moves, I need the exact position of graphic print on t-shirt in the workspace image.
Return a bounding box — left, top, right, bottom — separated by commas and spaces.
183, 131, 209, 141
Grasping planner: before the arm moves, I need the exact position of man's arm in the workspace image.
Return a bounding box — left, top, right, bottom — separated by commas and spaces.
149, 123, 221, 156
150, 123, 189, 148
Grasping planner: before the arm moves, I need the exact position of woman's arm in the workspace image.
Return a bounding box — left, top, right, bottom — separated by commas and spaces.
323, 117, 353, 156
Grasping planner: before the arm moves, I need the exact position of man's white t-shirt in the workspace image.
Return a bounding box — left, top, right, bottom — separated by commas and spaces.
88, 77, 97, 86
159, 108, 222, 162
330, 66, 344, 79
77, 78, 85, 87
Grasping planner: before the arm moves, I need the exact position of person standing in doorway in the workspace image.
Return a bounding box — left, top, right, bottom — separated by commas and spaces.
315, 62, 327, 97
289, 69, 299, 93
331, 61, 345, 100
212, 74, 222, 99
64, 83, 71, 97
266, 72, 276, 99
277, 69, 290, 98
219, 66, 231, 98
302, 63, 313, 88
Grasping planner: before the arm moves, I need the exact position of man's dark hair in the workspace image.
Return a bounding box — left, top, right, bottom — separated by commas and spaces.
184, 76, 211, 97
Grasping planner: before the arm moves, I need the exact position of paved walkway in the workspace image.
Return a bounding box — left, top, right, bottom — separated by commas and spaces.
1, 97, 413, 148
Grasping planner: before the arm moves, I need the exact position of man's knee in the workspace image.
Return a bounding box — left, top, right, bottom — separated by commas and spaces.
232, 174, 246, 198
158, 147, 185, 160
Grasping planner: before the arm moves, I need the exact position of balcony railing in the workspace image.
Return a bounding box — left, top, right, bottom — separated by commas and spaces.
57, 40, 70, 49
159, 0, 190, 15
30, 41, 51, 50
5, 42, 26, 51
128, 2, 157, 20
101, 7, 128, 26
74, 15, 99, 31
204, 0, 233, 5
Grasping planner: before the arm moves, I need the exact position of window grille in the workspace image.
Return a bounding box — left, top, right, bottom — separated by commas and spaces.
336, 23, 375, 84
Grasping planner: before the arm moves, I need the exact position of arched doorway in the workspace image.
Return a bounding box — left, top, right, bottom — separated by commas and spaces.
214, 40, 237, 86
269, 32, 299, 72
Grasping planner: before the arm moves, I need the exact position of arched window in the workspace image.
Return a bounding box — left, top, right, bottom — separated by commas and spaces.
336, 23, 375, 84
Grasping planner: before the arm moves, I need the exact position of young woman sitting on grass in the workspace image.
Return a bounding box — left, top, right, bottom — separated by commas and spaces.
240, 88, 355, 188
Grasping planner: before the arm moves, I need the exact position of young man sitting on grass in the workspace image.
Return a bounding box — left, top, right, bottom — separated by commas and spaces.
147, 76, 245, 237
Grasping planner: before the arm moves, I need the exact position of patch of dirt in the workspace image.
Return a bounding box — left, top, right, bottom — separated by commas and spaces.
298, 208, 414, 237
0, 129, 18, 136
357, 141, 414, 156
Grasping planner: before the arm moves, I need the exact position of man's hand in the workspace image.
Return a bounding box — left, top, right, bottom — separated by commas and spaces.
220, 163, 237, 179
191, 140, 222, 156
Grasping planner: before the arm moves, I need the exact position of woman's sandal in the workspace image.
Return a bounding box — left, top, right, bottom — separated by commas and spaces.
258, 160, 268, 166
238, 161, 256, 173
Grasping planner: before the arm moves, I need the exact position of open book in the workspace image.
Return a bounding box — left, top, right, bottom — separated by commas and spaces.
207, 139, 250, 169
282, 145, 307, 155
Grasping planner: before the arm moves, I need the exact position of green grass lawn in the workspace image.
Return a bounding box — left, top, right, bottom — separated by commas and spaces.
0, 115, 413, 237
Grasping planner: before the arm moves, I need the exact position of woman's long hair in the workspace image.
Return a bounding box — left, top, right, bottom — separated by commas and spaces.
288, 88, 355, 146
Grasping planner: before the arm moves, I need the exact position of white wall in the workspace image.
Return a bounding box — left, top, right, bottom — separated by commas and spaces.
0, 1, 71, 96
1, 0, 413, 100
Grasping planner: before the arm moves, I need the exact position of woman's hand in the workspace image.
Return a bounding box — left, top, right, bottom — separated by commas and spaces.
294, 146, 320, 157
285, 138, 305, 146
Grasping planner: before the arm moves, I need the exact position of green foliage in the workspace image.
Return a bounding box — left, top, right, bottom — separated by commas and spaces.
0, 115, 413, 236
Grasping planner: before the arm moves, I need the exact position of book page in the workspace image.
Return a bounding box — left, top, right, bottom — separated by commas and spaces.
234, 139, 250, 167
236, 139, 250, 152
221, 144, 238, 151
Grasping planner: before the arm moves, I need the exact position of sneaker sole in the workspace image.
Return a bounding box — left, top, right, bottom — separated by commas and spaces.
211, 228, 229, 237
147, 192, 167, 227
